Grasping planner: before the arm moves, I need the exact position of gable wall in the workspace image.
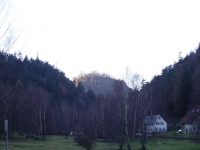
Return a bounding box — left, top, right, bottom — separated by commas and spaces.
147, 115, 167, 132
181, 124, 194, 134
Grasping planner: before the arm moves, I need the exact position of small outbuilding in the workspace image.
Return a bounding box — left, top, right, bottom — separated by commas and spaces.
181, 105, 200, 134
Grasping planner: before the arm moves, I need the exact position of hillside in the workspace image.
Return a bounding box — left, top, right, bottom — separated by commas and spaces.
74, 71, 117, 95
0, 51, 96, 138
146, 44, 200, 120
0, 52, 77, 102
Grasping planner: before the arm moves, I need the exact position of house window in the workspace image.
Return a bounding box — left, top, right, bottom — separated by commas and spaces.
163, 128, 165, 130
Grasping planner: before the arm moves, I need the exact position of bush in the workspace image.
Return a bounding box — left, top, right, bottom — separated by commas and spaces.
74, 134, 94, 150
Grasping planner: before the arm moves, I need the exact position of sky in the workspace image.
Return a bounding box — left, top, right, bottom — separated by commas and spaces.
7, 0, 200, 81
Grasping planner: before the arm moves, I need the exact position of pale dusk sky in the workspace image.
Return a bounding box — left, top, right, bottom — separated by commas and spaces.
6, 0, 200, 81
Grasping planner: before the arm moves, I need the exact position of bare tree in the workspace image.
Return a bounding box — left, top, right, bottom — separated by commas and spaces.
93, 94, 107, 141
60, 100, 70, 138
0, 0, 18, 52
0, 84, 14, 135
84, 102, 97, 138
136, 81, 154, 150
0, 80, 24, 138
0, 0, 21, 137
131, 73, 143, 90
131, 73, 143, 137
122, 67, 133, 150
24, 85, 49, 140
112, 80, 126, 150
109, 67, 137, 150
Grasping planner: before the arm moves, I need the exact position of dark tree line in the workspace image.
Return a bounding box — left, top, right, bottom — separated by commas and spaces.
148, 44, 200, 121
0, 51, 96, 140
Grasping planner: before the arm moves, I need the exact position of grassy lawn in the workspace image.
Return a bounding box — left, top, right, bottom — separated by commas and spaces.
146, 138, 200, 150
0, 135, 84, 150
155, 131, 200, 139
0, 134, 199, 150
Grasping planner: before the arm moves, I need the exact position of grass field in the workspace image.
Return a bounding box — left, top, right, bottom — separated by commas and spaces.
0, 133, 199, 150
156, 131, 200, 139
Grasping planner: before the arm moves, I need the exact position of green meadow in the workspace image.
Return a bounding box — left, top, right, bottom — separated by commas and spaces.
0, 134, 199, 150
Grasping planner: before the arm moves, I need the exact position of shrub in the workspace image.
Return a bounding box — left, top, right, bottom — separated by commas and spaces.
74, 134, 94, 150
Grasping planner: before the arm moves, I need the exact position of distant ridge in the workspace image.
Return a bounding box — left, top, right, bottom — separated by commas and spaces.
74, 71, 117, 95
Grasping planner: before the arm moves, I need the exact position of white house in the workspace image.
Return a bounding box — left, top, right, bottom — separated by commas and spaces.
181, 105, 200, 134
144, 115, 167, 132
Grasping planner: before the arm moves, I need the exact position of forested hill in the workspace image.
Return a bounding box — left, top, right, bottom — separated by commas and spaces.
0, 51, 96, 104
0, 52, 71, 101
74, 71, 117, 95
148, 44, 200, 120
0, 51, 96, 137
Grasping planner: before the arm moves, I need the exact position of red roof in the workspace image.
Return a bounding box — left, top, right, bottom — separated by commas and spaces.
181, 105, 200, 124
